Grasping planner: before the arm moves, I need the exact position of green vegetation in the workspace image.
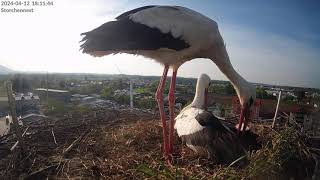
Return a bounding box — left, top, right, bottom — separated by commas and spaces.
75, 105, 91, 114
282, 95, 296, 103
45, 98, 70, 116
70, 84, 103, 95
256, 87, 276, 99
140, 80, 169, 94
208, 82, 236, 95
100, 85, 113, 98
114, 95, 130, 105
134, 98, 156, 109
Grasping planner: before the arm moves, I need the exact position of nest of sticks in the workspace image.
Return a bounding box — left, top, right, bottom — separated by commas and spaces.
0, 108, 319, 179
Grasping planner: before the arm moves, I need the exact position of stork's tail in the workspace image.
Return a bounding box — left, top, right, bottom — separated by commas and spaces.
80, 18, 189, 57
79, 21, 121, 57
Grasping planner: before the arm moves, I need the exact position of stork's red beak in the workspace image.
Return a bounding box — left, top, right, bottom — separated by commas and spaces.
237, 104, 251, 132
204, 88, 208, 111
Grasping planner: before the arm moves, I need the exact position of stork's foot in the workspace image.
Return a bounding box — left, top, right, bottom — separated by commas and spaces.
235, 123, 250, 132
163, 153, 174, 166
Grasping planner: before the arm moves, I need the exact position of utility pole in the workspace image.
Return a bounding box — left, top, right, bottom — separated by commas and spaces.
6, 81, 25, 153
130, 79, 133, 109
46, 71, 49, 105
272, 90, 282, 129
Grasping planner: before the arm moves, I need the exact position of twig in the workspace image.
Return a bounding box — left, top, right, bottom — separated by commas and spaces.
228, 154, 247, 167
309, 148, 320, 154
63, 129, 91, 156
283, 112, 289, 117
25, 164, 58, 180
279, 113, 289, 119
0, 133, 13, 142
61, 160, 67, 174
51, 128, 57, 145
10, 141, 19, 151
10, 127, 29, 151
0, 133, 13, 141
22, 127, 29, 137
27, 157, 36, 173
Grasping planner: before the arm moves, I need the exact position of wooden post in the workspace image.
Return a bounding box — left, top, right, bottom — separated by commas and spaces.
272, 90, 282, 129
6, 81, 25, 152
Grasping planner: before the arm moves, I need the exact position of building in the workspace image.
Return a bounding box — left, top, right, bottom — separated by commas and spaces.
71, 94, 88, 103
0, 93, 40, 116
15, 93, 40, 115
35, 88, 71, 103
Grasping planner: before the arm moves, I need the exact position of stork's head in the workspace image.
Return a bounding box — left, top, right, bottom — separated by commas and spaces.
236, 83, 256, 132
194, 74, 211, 110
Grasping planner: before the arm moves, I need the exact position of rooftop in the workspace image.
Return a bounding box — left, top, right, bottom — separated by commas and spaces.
0, 95, 40, 102
35, 88, 69, 93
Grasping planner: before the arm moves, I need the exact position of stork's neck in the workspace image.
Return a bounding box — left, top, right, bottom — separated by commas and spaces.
190, 80, 206, 108
209, 44, 250, 105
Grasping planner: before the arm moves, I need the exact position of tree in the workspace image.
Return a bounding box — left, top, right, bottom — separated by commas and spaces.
11, 74, 31, 92
256, 87, 276, 99
59, 80, 66, 89
256, 87, 268, 99
208, 85, 225, 94
101, 85, 113, 98
46, 99, 70, 116
295, 91, 305, 102
135, 98, 156, 109
225, 82, 236, 95
149, 80, 169, 94
114, 95, 130, 105
208, 83, 235, 95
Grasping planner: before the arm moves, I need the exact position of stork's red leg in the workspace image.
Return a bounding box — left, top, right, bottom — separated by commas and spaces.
155, 65, 169, 158
238, 108, 245, 133
238, 104, 250, 133
168, 68, 178, 154
242, 105, 251, 131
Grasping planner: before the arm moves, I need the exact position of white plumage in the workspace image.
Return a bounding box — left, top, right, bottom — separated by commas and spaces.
80, 5, 255, 159
128, 6, 221, 67
175, 74, 245, 163
175, 74, 212, 136
175, 107, 205, 136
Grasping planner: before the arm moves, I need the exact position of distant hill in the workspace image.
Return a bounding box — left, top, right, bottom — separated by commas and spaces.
0, 65, 15, 74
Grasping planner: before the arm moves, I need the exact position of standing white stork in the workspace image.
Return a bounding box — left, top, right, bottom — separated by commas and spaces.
175, 74, 246, 163
80, 5, 256, 160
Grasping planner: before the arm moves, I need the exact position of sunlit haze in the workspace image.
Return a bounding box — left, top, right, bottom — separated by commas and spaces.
0, 0, 319, 88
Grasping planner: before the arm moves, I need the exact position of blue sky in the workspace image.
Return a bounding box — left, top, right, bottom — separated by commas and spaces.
0, 0, 319, 88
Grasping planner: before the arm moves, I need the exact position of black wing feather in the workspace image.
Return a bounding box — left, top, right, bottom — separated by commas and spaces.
195, 110, 227, 131
183, 110, 246, 164
80, 17, 189, 54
